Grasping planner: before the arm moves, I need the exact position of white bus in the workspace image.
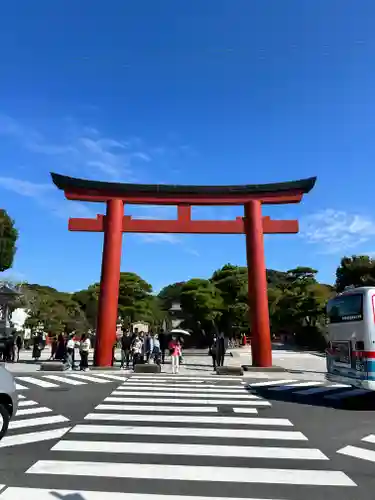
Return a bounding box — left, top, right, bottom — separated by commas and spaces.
326, 286, 375, 390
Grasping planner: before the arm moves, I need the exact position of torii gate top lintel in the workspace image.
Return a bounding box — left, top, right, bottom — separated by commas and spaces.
51, 172, 316, 206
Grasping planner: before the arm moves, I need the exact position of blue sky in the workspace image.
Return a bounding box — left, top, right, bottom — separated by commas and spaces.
1, 0, 375, 293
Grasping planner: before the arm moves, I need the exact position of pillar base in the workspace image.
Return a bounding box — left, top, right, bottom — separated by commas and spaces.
242, 365, 286, 372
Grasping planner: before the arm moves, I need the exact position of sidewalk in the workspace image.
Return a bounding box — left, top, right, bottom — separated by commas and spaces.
3, 345, 328, 380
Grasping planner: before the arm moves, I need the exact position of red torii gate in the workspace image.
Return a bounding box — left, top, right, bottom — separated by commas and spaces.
51, 172, 316, 368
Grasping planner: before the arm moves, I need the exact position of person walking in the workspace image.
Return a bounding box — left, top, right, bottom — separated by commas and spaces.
169, 336, 182, 374
151, 333, 161, 365
131, 333, 143, 369
158, 330, 167, 364
143, 332, 152, 363
15, 335, 22, 362
209, 334, 218, 370
66, 334, 75, 370
121, 330, 132, 369
216, 332, 226, 367
79, 333, 91, 371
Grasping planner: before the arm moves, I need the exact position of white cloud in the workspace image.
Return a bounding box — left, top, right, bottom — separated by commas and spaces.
0, 177, 52, 197
138, 233, 182, 244
137, 232, 199, 256
0, 114, 151, 182
300, 209, 375, 254
0, 175, 95, 219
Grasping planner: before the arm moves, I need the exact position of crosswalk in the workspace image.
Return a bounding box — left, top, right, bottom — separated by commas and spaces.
0, 374, 357, 498
246, 378, 372, 401
337, 434, 375, 464
15, 372, 128, 390
0, 393, 70, 448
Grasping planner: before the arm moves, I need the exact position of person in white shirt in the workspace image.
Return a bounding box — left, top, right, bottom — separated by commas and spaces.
66, 335, 75, 370
79, 334, 91, 371
131, 334, 143, 369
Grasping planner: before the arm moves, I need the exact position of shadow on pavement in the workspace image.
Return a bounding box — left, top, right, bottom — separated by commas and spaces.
246, 385, 375, 411
51, 492, 85, 500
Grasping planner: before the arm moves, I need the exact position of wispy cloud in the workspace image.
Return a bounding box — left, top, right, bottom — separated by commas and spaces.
300, 209, 375, 254
0, 177, 53, 198
136, 232, 199, 257
0, 114, 151, 182
0, 176, 95, 219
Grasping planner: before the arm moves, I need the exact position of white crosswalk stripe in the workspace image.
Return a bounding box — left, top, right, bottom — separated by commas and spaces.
337, 434, 375, 463
5, 374, 356, 498
14, 372, 126, 390
0, 396, 71, 449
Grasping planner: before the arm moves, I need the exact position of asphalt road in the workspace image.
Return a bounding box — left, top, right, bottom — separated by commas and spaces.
0, 372, 375, 499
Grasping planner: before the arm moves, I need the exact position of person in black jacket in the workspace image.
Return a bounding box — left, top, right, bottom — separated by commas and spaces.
158, 330, 167, 364
121, 331, 132, 369
216, 332, 226, 367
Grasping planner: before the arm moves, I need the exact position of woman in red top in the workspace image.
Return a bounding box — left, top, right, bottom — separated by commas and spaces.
169, 337, 182, 374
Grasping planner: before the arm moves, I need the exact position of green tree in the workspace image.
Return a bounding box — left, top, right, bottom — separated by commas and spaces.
158, 282, 185, 311
117, 272, 153, 325
180, 278, 223, 335
23, 284, 90, 336
72, 285, 99, 329
210, 264, 248, 333
335, 255, 375, 292
0, 210, 18, 272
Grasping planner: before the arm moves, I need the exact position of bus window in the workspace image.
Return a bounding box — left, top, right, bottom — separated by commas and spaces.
327, 294, 363, 323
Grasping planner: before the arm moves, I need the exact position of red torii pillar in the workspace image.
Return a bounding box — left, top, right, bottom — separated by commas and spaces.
95, 199, 124, 366
244, 200, 272, 367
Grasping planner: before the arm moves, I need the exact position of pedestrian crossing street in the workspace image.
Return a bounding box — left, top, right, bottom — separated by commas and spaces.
0, 374, 357, 499
0, 393, 70, 449
246, 378, 372, 401
15, 372, 129, 390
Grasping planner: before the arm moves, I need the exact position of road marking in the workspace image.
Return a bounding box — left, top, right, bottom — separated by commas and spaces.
124, 382, 242, 389
325, 388, 370, 400
110, 390, 259, 400
91, 373, 127, 381
248, 379, 299, 387
9, 415, 69, 430
95, 404, 219, 413
297, 384, 350, 396
16, 407, 52, 417
130, 377, 242, 381
337, 444, 375, 462
70, 424, 307, 440
42, 375, 86, 385
53, 440, 328, 460
362, 434, 375, 444
104, 396, 271, 406
15, 384, 28, 390
232, 408, 259, 414
0, 487, 289, 500
18, 394, 26, 399
0, 427, 71, 449
18, 400, 38, 407
26, 460, 356, 486
16, 377, 59, 388
64, 373, 111, 383
116, 385, 245, 393
85, 413, 293, 426
268, 382, 324, 391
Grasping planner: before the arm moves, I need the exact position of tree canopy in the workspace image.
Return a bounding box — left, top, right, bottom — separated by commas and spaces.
12, 252, 375, 349
0, 210, 18, 273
